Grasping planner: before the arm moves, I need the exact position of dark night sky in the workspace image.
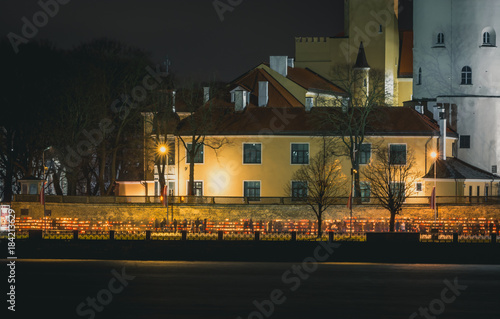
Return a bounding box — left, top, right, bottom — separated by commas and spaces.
1, 0, 412, 81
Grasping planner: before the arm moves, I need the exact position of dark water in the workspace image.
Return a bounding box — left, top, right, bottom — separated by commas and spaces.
3, 260, 500, 319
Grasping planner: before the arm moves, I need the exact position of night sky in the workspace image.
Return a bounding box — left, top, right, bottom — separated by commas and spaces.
1, 0, 412, 81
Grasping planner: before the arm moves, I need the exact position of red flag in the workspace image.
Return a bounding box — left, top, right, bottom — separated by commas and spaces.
347, 189, 352, 210
430, 186, 436, 210
162, 185, 168, 207
40, 181, 45, 205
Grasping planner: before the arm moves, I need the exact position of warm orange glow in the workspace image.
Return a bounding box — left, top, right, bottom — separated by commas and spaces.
158, 145, 167, 154
430, 151, 437, 159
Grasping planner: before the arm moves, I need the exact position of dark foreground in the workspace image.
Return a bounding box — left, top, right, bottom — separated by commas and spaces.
2, 260, 499, 319
5, 239, 500, 263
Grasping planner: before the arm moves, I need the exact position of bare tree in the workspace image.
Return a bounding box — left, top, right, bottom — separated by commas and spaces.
286, 139, 347, 237
320, 64, 388, 204
361, 146, 420, 232
175, 82, 229, 196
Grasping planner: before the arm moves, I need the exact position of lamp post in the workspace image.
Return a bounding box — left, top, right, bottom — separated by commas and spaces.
158, 144, 169, 220
430, 151, 438, 222
42, 146, 52, 233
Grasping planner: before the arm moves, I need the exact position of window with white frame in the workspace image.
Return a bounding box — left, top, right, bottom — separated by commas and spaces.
244, 181, 260, 201
291, 143, 309, 164
359, 143, 371, 165
389, 144, 407, 165
243, 143, 262, 164
461, 66, 472, 85
436, 33, 444, 45
415, 182, 423, 192
360, 181, 371, 202
483, 31, 491, 45
187, 181, 203, 196
390, 182, 405, 199
186, 143, 204, 163
291, 181, 308, 200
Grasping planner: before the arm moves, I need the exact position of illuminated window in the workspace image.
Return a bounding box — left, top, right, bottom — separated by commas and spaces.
359, 143, 371, 165
291, 181, 307, 200
244, 181, 260, 201
193, 181, 203, 196
186, 144, 203, 163
291, 143, 309, 164
389, 144, 407, 165
243, 143, 261, 164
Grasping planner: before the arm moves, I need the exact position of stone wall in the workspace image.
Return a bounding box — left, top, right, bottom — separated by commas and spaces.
9, 201, 500, 223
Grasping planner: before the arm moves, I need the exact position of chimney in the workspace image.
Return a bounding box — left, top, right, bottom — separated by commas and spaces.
258, 81, 268, 107
439, 110, 447, 160
203, 87, 210, 103
305, 97, 314, 112
234, 90, 246, 112
270, 56, 288, 77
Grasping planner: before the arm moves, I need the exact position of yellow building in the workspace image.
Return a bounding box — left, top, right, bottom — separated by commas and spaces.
120, 58, 499, 202
295, 0, 413, 105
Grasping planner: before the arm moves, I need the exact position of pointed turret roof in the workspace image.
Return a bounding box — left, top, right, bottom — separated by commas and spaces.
354, 42, 370, 69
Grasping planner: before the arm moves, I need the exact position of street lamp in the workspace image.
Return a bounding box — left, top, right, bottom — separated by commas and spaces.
42, 146, 52, 233
158, 144, 169, 220
430, 151, 438, 222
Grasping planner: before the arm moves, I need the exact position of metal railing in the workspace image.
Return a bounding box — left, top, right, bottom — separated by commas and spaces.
3, 229, 498, 244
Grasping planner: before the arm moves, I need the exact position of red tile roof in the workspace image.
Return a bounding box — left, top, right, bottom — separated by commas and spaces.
176, 106, 459, 138
286, 67, 346, 94
232, 68, 303, 107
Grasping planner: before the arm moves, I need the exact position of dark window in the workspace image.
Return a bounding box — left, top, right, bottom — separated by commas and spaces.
244, 181, 260, 201
21, 209, 29, 216
389, 144, 407, 165
460, 135, 471, 149
244, 144, 261, 164
492, 165, 498, 174
390, 182, 405, 199
186, 144, 203, 163
437, 33, 444, 44
483, 32, 491, 44
292, 181, 308, 200
359, 144, 372, 164
417, 68, 422, 85
415, 182, 423, 192
360, 182, 371, 202
291, 143, 309, 164
461, 66, 472, 85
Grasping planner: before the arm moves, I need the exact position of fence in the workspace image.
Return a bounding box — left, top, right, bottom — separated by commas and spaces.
12, 195, 500, 205
4, 229, 498, 244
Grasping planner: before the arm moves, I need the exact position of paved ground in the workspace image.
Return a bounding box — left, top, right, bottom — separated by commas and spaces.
3, 260, 500, 319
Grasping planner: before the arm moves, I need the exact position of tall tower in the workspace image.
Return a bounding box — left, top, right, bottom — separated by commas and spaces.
353, 42, 371, 105
413, 0, 500, 173
295, 0, 410, 105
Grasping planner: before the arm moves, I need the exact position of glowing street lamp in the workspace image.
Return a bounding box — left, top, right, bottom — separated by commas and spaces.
158, 144, 169, 220
430, 151, 438, 221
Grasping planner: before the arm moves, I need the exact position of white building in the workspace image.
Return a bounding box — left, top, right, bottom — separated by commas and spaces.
413, 0, 500, 175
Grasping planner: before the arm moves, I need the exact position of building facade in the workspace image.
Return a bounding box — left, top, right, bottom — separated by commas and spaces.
295, 0, 413, 105
413, 0, 500, 177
